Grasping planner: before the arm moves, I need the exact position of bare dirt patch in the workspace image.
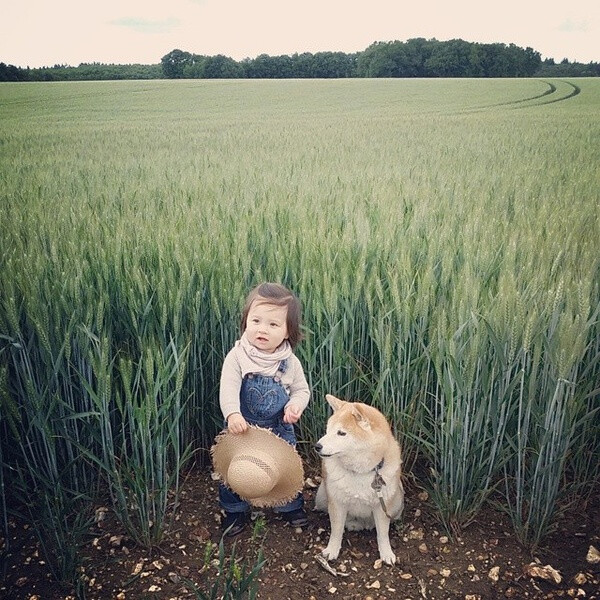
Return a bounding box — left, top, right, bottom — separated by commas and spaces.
2, 465, 599, 600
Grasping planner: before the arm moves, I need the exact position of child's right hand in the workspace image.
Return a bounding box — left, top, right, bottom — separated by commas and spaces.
227, 412, 248, 434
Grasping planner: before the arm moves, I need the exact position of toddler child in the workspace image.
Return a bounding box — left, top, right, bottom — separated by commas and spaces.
218, 282, 310, 536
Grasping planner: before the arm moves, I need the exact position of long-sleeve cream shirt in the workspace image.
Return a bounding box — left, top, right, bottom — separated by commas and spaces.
219, 336, 310, 421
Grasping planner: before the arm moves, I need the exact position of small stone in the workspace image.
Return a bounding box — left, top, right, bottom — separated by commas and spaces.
440, 568, 451, 577
418, 543, 428, 554
573, 573, 587, 584
523, 562, 562, 584
408, 528, 425, 540
109, 535, 124, 546
489, 566, 500, 582
132, 562, 144, 575
373, 559, 383, 570
586, 545, 600, 564
366, 580, 381, 589
94, 507, 109, 523
439, 536, 449, 544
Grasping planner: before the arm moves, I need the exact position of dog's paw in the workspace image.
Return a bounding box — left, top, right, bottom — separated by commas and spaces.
322, 545, 341, 561
379, 548, 396, 565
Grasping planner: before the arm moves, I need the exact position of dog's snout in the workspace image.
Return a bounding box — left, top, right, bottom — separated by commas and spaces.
314, 442, 323, 453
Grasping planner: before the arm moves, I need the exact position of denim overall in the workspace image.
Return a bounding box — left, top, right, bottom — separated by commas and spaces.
219, 359, 304, 514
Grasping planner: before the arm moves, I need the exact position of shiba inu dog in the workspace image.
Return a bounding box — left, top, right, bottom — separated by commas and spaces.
314, 394, 405, 565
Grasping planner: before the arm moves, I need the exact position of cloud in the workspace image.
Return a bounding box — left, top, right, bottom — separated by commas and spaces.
557, 18, 589, 32
111, 17, 179, 34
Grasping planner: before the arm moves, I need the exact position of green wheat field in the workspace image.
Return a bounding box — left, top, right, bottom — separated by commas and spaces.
1, 78, 599, 578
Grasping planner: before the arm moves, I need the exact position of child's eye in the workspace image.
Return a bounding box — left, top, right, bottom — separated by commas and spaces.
337, 430, 346, 436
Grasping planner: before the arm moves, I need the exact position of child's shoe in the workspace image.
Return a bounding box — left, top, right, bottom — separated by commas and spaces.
280, 508, 309, 527
221, 511, 248, 537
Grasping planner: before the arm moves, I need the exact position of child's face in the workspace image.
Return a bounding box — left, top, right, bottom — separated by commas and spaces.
245, 301, 289, 353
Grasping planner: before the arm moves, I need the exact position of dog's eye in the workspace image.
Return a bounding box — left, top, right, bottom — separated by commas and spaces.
337, 430, 346, 436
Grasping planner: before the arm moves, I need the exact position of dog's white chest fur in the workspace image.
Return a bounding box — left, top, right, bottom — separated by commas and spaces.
315, 460, 402, 526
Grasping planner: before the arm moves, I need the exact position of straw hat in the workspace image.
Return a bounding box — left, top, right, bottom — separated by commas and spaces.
211, 425, 304, 508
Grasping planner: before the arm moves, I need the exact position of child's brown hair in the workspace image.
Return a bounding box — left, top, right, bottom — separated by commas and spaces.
240, 282, 303, 348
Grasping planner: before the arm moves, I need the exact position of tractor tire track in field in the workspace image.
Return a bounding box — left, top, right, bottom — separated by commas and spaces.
492, 80, 557, 106
458, 80, 581, 114
501, 79, 581, 108
532, 80, 581, 105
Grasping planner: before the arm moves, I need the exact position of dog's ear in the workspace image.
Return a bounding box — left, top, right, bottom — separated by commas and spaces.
351, 405, 371, 431
325, 394, 346, 412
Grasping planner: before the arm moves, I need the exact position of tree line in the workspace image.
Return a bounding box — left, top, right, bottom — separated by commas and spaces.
2, 38, 599, 82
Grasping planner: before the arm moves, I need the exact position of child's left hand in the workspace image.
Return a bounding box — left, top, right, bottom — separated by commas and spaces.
283, 405, 303, 424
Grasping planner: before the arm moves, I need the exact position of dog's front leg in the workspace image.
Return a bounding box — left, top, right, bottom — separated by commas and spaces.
322, 501, 347, 561
373, 507, 396, 565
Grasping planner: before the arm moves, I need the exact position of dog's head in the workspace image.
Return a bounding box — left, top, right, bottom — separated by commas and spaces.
314, 394, 389, 460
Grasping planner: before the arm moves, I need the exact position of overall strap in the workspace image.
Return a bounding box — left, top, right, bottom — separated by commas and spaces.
274, 359, 288, 380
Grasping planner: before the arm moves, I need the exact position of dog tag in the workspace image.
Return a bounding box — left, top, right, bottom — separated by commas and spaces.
371, 471, 386, 493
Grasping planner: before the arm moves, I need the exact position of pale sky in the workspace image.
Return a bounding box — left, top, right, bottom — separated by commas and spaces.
1, 0, 598, 68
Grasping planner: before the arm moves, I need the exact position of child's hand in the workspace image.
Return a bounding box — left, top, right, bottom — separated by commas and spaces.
283, 405, 303, 424
227, 413, 248, 434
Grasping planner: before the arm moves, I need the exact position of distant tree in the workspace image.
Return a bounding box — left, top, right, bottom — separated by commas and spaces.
0, 62, 27, 82
356, 42, 397, 77
402, 38, 435, 76
202, 55, 244, 78
424, 39, 472, 77
535, 59, 600, 77
243, 53, 292, 78
182, 55, 209, 78
358, 39, 436, 77
161, 49, 193, 78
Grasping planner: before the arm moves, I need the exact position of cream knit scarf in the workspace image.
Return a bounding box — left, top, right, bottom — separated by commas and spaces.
234, 332, 293, 377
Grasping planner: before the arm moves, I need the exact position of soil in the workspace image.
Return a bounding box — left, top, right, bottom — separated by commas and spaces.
1, 462, 599, 600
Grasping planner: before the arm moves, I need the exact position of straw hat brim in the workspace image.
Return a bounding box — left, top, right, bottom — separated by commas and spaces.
211, 425, 304, 508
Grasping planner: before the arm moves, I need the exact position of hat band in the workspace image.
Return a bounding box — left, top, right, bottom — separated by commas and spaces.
233, 453, 276, 477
